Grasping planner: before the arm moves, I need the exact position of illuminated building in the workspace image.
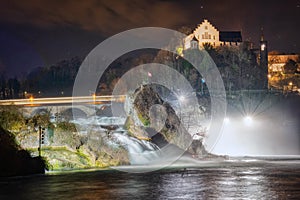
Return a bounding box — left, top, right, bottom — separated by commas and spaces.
184, 19, 242, 49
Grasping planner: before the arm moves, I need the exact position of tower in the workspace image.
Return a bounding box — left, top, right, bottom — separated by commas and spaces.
190, 35, 199, 49
259, 28, 268, 89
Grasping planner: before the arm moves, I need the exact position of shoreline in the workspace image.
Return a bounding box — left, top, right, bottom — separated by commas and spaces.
43, 155, 300, 175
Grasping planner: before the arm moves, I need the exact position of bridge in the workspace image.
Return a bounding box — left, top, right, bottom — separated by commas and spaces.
0, 95, 126, 117
0, 95, 126, 106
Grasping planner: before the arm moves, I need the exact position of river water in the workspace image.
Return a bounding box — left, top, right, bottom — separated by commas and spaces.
1, 162, 299, 199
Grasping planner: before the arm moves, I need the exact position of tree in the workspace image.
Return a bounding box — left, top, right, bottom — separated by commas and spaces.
7, 78, 20, 99
0, 75, 6, 99
0, 106, 26, 132
177, 26, 192, 35
283, 59, 297, 74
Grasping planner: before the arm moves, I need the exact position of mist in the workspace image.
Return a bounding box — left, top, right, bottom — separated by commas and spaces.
211, 95, 300, 156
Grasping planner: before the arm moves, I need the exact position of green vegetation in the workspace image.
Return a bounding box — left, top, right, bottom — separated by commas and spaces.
0, 106, 25, 132
137, 112, 150, 126
27, 146, 93, 170
56, 121, 77, 132
0, 106, 130, 172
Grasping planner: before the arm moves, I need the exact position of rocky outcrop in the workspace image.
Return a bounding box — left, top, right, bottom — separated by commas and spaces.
125, 84, 209, 156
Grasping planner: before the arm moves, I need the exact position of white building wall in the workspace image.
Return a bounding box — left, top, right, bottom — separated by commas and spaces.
184, 19, 220, 50
193, 19, 220, 47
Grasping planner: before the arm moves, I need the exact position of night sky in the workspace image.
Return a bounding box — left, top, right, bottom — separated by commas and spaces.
0, 0, 299, 77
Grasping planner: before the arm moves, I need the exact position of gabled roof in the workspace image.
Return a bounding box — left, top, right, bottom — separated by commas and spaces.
191, 35, 198, 41
219, 31, 242, 42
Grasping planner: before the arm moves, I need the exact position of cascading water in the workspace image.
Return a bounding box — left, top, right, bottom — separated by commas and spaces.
112, 132, 161, 165
72, 115, 162, 165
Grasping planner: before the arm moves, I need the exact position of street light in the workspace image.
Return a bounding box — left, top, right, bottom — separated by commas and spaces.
224, 117, 230, 124
29, 96, 34, 103
201, 78, 205, 94
179, 95, 185, 102
92, 93, 96, 103
243, 115, 253, 125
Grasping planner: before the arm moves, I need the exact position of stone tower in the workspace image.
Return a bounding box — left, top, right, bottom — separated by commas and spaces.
260, 28, 268, 89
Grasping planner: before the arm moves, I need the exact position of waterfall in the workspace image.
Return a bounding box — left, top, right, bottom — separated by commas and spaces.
112, 132, 161, 165
72, 115, 162, 165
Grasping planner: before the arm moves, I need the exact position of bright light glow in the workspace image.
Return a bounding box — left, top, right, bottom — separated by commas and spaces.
244, 116, 253, 125
179, 95, 185, 102
261, 44, 266, 51
289, 82, 293, 86
224, 117, 230, 124
267, 74, 271, 78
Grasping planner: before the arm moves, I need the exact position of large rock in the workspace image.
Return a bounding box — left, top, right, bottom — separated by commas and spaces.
126, 84, 209, 156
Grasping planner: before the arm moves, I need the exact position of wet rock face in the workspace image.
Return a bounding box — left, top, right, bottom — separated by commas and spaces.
130, 85, 193, 151
189, 140, 207, 155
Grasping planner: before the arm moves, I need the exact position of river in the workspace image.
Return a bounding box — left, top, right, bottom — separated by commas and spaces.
1, 162, 299, 199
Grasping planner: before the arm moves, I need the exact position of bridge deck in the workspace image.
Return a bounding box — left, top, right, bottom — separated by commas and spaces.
0, 95, 126, 106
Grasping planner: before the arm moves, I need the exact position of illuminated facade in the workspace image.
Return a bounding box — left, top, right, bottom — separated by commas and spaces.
184, 19, 242, 49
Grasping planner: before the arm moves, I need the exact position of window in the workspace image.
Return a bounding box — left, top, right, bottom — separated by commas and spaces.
204, 32, 208, 39
213, 35, 215, 40
209, 35, 211, 39
205, 26, 208, 30
202, 34, 204, 39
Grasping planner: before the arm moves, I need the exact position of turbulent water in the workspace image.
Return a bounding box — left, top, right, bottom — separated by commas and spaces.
1, 163, 300, 199
112, 132, 160, 165
71, 115, 163, 165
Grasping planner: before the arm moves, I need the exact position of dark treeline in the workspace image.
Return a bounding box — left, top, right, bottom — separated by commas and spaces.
0, 57, 82, 99
0, 42, 270, 99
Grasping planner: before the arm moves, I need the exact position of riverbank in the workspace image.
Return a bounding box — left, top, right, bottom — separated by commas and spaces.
0, 126, 47, 177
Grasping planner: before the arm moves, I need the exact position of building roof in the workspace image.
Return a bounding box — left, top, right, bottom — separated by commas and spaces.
219, 31, 242, 42
268, 54, 299, 64
191, 35, 198, 41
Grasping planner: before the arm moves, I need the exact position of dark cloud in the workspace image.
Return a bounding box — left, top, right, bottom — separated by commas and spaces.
0, 0, 299, 49
0, 0, 299, 77
0, 0, 190, 34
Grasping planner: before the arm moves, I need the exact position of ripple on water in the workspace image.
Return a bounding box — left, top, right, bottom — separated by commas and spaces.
0, 164, 300, 199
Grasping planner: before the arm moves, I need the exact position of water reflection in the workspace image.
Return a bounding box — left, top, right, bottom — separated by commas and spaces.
0, 166, 299, 199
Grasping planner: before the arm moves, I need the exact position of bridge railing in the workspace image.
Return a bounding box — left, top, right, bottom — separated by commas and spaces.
0, 95, 126, 106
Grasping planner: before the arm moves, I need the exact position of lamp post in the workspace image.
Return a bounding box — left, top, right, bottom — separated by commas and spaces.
289, 82, 293, 91
201, 78, 205, 95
